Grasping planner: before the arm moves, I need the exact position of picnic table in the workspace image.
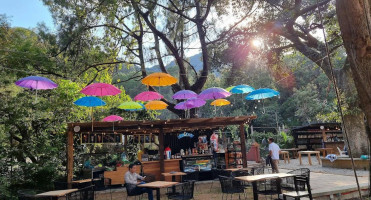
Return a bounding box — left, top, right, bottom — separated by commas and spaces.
298, 151, 321, 165
315, 147, 334, 157
280, 148, 301, 158
235, 173, 295, 200
35, 189, 78, 200
138, 181, 178, 200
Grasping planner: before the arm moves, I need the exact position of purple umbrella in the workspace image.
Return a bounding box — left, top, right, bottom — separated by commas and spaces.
172, 90, 198, 100
15, 76, 58, 102
198, 87, 231, 100
185, 97, 206, 108
175, 101, 195, 110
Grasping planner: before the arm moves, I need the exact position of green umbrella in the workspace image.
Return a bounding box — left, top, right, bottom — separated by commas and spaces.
225, 86, 235, 92
118, 101, 145, 120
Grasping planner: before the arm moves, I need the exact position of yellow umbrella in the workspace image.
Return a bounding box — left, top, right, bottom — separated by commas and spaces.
145, 100, 168, 110
211, 99, 231, 107
141, 72, 178, 86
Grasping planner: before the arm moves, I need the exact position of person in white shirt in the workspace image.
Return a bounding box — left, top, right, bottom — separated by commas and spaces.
124, 164, 153, 200
268, 137, 280, 173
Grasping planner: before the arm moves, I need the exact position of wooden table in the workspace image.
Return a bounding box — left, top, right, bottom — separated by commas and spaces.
280, 151, 290, 163
224, 167, 251, 172
162, 172, 187, 182
235, 173, 295, 200
138, 181, 178, 200
281, 148, 300, 158
315, 148, 334, 157
298, 151, 321, 165
36, 189, 78, 200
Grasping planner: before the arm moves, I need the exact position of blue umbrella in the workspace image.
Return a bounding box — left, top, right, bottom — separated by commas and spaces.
245, 88, 279, 100
245, 88, 279, 113
230, 84, 255, 94
74, 96, 106, 131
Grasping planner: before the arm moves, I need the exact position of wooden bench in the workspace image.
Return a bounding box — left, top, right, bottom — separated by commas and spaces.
298, 151, 321, 165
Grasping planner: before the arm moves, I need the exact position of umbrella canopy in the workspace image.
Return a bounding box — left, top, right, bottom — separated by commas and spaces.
134, 91, 163, 101
81, 83, 121, 96
74, 96, 106, 107
175, 102, 192, 110
245, 88, 280, 100
145, 101, 168, 110
225, 86, 235, 92
172, 90, 198, 100
211, 99, 231, 106
118, 102, 145, 111
198, 87, 231, 100
230, 84, 255, 94
141, 72, 178, 86
102, 115, 123, 122
185, 97, 206, 108
15, 76, 58, 90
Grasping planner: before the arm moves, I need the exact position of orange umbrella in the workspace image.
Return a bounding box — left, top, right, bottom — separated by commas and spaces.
211, 99, 231, 107
145, 101, 168, 110
141, 72, 177, 86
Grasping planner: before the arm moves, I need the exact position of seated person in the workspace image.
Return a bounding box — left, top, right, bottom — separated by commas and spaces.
124, 164, 153, 200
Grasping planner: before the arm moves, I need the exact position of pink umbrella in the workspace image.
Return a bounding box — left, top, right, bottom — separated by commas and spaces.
172, 90, 198, 100
102, 115, 123, 131
134, 91, 163, 101
102, 115, 124, 122
81, 83, 121, 96
198, 87, 231, 100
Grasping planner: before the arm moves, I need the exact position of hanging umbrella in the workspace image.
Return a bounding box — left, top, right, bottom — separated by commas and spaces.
245, 88, 280, 113
141, 72, 178, 86
211, 99, 231, 106
174, 101, 196, 119
145, 101, 168, 110
185, 97, 206, 108
230, 85, 255, 94
172, 90, 198, 100
245, 88, 280, 100
15, 76, 58, 102
134, 91, 163, 101
118, 101, 145, 111
74, 96, 106, 131
225, 86, 235, 92
81, 83, 121, 96
198, 87, 231, 100
102, 115, 123, 131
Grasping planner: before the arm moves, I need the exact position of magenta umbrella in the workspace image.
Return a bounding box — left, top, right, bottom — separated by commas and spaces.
198, 87, 231, 100
81, 83, 121, 96
172, 90, 198, 100
102, 115, 123, 131
134, 91, 163, 101
15, 76, 58, 102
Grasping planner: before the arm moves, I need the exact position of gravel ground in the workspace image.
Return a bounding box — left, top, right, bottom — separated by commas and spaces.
277, 156, 369, 177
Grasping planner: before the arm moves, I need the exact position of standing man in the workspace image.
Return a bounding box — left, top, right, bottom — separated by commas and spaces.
124, 164, 153, 200
268, 138, 280, 173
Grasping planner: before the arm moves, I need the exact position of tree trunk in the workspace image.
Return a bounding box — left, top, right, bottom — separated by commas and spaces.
336, 0, 371, 145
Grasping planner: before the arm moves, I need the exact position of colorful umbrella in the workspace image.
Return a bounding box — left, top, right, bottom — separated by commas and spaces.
15, 76, 58, 102
230, 85, 255, 94
225, 86, 235, 92
185, 97, 206, 108
102, 115, 123, 122
174, 101, 191, 110
141, 72, 178, 86
245, 88, 280, 100
118, 102, 145, 111
81, 83, 121, 96
102, 115, 123, 131
134, 91, 163, 101
211, 99, 231, 106
145, 101, 168, 110
172, 90, 198, 100
198, 87, 231, 100
74, 97, 106, 131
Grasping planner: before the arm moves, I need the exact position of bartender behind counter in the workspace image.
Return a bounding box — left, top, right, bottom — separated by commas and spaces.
124, 164, 153, 200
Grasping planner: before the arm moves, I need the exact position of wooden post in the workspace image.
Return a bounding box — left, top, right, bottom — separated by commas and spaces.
322, 129, 327, 143
124, 135, 128, 152
158, 127, 165, 178
240, 123, 247, 168
67, 129, 74, 188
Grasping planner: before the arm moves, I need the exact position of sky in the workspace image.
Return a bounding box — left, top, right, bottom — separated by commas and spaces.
0, 0, 54, 30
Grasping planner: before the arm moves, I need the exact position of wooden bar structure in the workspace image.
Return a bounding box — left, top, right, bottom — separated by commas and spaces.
66, 116, 256, 185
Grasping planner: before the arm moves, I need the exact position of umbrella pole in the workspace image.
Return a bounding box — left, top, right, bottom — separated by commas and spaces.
262, 100, 266, 114
91, 107, 94, 131
35, 81, 38, 104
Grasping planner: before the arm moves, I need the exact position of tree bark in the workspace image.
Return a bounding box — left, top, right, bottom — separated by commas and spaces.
336, 0, 371, 151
